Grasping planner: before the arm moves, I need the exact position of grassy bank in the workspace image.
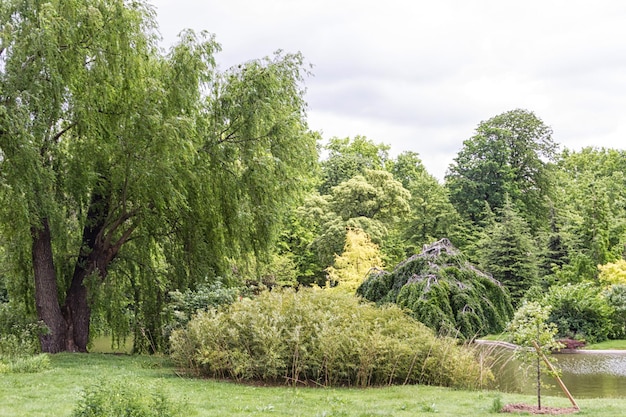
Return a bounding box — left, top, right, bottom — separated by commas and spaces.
482, 334, 626, 350
1, 353, 625, 416
584, 339, 626, 350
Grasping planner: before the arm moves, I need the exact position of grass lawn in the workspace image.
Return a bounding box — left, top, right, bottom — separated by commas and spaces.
583, 339, 626, 350
1, 353, 626, 416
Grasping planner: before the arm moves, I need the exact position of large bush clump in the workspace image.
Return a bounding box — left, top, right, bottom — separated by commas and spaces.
170, 288, 489, 388
162, 281, 239, 348
357, 239, 513, 339
543, 282, 614, 344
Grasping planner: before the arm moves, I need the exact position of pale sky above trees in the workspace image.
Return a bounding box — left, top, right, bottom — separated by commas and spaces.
151, 0, 626, 180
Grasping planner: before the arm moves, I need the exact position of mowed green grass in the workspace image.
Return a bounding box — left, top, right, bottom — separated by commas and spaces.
1, 353, 626, 417
583, 339, 626, 350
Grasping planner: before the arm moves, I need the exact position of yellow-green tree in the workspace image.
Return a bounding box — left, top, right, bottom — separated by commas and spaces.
598, 259, 626, 287
326, 228, 382, 293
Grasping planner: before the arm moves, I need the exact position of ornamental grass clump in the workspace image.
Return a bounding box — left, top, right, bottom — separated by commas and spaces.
71, 379, 182, 417
170, 287, 489, 388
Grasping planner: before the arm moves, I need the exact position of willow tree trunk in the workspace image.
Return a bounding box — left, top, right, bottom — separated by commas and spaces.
62, 271, 91, 352
31, 186, 129, 353
31, 219, 68, 353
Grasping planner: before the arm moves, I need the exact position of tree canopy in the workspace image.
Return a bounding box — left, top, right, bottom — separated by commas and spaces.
446, 109, 557, 230
2, 0, 626, 356
0, 0, 317, 352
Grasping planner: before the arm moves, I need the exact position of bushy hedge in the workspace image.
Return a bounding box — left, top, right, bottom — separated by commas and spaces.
162, 281, 239, 349
543, 282, 614, 344
170, 288, 489, 388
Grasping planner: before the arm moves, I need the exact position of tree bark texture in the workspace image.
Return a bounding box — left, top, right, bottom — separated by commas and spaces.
31, 219, 67, 353
32, 190, 125, 353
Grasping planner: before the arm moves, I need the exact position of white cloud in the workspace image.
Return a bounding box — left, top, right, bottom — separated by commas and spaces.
150, 0, 626, 180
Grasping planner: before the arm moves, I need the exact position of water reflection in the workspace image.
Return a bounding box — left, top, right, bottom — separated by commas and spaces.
482, 345, 626, 398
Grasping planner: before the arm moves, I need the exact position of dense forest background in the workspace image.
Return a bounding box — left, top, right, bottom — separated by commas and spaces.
2, 0, 626, 354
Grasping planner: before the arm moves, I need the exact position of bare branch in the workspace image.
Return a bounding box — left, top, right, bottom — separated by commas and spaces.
111, 222, 138, 253
52, 122, 76, 143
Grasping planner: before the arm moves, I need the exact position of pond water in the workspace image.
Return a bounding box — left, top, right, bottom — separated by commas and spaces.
482, 345, 626, 399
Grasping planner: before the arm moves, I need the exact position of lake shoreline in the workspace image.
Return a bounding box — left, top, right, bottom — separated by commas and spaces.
474, 339, 626, 354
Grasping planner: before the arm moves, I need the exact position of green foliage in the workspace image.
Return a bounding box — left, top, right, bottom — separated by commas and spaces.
490, 395, 504, 413
358, 239, 513, 339
0, 354, 50, 374
325, 228, 382, 293
507, 301, 561, 352
162, 281, 239, 346
391, 152, 462, 256
329, 170, 410, 222
550, 148, 626, 275
477, 197, 538, 305
598, 260, 626, 287
0, 302, 50, 373
304, 169, 410, 284
0, 303, 47, 357
446, 109, 556, 230
71, 379, 182, 417
603, 284, 626, 339
505, 301, 562, 410
0, 0, 317, 352
170, 288, 489, 388
319, 136, 390, 194
543, 282, 613, 343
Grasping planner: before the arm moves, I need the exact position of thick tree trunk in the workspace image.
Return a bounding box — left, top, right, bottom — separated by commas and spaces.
61, 189, 125, 352
61, 192, 109, 352
31, 219, 67, 353
62, 271, 91, 352
33, 189, 132, 353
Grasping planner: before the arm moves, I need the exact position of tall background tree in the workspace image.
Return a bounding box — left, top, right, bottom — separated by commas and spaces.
446, 109, 557, 232
318, 135, 389, 194
549, 148, 626, 283
390, 151, 461, 256
0, 0, 316, 352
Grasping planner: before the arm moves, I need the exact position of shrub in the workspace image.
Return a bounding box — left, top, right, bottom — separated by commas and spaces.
603, 284, 626, 339
543, 282, 613, 344
0, 303, 50, 373
170, 288, 490, 389
162, 281, 239, 347
598, 260, 626, 287
0, 303, 47, 357
0, 354, 50, 374
71, 379, 182, 417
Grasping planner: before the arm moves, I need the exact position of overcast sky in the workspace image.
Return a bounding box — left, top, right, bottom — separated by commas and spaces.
150, 0, 626, 180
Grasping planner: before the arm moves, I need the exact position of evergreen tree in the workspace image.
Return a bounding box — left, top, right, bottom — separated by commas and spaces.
478, 197, 538, 305
358, 239, 513, 339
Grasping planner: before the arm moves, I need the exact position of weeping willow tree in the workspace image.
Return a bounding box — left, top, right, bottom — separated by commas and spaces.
357, 239, 513, 339
0, 0, 317, 352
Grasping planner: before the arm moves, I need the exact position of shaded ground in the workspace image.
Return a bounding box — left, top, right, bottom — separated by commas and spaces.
502, 403, 579, 414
